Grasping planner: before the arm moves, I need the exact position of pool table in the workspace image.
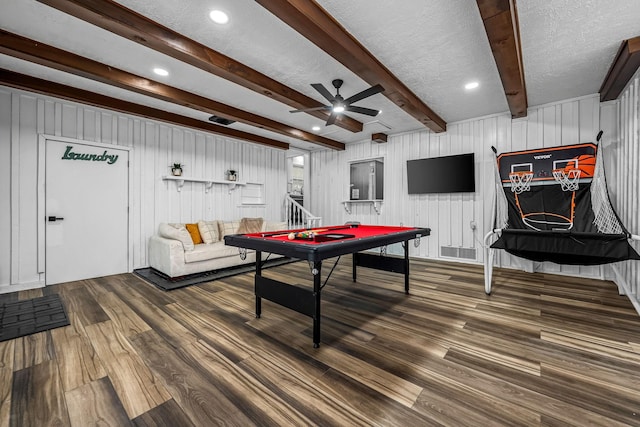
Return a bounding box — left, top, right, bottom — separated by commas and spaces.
224, 224, 430, 347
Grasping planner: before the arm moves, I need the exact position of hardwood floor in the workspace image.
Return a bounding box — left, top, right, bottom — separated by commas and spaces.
1, 257, 640, 426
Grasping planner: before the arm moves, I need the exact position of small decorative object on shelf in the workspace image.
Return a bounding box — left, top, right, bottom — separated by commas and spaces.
226, 169, 237, 181
171, 163, 183, 176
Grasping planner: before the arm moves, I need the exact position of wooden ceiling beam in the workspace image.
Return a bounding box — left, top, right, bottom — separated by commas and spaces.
0, 69, 290, 150
476, 0, 528, 118
0, 30, 345, 150
600, 36, 640, 102
35, 0, 363, 134
255, 0, 446, 133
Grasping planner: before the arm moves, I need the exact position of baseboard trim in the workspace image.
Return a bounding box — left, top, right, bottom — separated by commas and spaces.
0, 281, 45, 295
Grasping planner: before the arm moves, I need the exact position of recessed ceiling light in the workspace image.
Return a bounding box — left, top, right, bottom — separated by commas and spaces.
153, 67, 169, 76
312, 125, 321, 131
209, 10, 229, 24
465, 81, 479, 90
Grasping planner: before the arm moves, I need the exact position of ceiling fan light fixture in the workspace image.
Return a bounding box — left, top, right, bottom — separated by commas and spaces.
209, 10, 229, 24
291, 79, 384, 125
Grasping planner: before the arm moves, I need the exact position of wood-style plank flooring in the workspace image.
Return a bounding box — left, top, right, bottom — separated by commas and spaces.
1, 257, 640, 426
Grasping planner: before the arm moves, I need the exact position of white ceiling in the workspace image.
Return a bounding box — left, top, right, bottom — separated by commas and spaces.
1, 0, 639, 152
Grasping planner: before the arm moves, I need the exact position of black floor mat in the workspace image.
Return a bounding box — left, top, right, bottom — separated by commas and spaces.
133, 257, 298, 291
0, 294, 70, 342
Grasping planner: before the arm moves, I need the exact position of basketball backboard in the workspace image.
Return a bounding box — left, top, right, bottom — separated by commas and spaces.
497, 143, 597, 187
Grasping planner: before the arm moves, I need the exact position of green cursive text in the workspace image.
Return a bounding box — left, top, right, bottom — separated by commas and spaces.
61, 145, 118, 164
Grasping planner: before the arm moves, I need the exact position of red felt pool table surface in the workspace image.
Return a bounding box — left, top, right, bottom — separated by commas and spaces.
255, 224, 416, 243
225, 224, 430, 262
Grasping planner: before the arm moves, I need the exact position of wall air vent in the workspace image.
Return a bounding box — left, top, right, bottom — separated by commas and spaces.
208, 115, 236, 125
440, 246, 477, 260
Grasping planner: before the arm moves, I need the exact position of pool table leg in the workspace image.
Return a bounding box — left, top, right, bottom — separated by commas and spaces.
404, 240, 410, 294
352, 253, 357, 282
312, 261, 322, 348
255, 250, 262, 318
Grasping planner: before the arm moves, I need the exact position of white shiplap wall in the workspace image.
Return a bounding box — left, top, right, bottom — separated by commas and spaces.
0, 86, 287, 291
605, 68, 640, 310
309, 94, 608, 279
3, 85, 635, 295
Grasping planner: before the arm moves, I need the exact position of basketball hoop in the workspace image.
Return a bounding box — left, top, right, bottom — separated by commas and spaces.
509, 171, 533, 194
522, 212, 574, 231
553, 168, 580, 191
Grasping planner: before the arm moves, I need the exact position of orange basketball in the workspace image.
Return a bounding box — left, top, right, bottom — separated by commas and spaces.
564, 154, 595, 177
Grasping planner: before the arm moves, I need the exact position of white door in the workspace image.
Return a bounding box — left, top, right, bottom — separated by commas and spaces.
45, 139, 129, 285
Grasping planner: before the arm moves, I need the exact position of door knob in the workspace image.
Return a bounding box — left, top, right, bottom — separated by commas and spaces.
48, 216, 65, 222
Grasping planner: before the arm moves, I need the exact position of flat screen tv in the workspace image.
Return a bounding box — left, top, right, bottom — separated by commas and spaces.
407, 153, 475, 194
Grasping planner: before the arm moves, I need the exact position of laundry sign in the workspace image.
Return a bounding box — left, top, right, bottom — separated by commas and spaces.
61, 145, 119, 164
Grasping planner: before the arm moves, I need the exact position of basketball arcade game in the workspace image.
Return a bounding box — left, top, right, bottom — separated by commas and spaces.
484, 140, 640, 294
500, 143, 597, 232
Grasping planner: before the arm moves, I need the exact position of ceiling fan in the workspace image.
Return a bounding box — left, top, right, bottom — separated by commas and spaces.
290, 79, 384, 126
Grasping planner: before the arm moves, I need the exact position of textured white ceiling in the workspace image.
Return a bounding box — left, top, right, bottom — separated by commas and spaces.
519, 0, 640, 106
0, 0, 638, 151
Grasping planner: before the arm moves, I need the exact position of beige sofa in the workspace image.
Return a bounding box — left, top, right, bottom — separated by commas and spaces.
148, 218, 287, 278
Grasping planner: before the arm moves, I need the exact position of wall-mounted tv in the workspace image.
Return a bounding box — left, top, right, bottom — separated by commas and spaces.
407, 153, 475, 194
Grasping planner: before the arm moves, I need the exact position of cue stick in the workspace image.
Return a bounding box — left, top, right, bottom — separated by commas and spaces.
260, 224, 356, 238
260, 231, 291, 237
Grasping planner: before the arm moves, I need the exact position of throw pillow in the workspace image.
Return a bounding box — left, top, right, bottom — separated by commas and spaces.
198, 220, 220, 244
219, 220, 240, 237
237, 217, 264, 234
185, 223, 203, 245
158, 223, 195, 251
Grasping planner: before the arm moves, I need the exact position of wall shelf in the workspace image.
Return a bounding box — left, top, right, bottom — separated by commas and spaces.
163, 175, 246, 193
342, 199, 383, 215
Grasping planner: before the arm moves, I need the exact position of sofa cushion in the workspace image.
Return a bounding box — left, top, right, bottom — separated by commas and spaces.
238, 217, 263, 234
183, 241, 242, 263
198, 220, 220, 244
220, 220, 240, 237
185, 223, 203, 244
263, 221, 288, 232
158, 223, 195, 251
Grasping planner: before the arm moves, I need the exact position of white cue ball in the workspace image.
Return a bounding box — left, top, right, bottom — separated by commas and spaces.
288, 232, 296, 240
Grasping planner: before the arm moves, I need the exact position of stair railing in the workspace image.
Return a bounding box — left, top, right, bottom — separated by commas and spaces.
284, 195, 322, 229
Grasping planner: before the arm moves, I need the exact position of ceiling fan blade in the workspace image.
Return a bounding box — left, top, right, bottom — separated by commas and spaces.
290, 105, 332, 113
326, 111, 339, 126
344, 84, 384, 105
345, 105, 380, 116
311, 83, 336, 103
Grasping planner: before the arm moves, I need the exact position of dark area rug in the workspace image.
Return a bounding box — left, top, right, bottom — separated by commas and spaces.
0, 294, 70, 342
133, 257, 298, 291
